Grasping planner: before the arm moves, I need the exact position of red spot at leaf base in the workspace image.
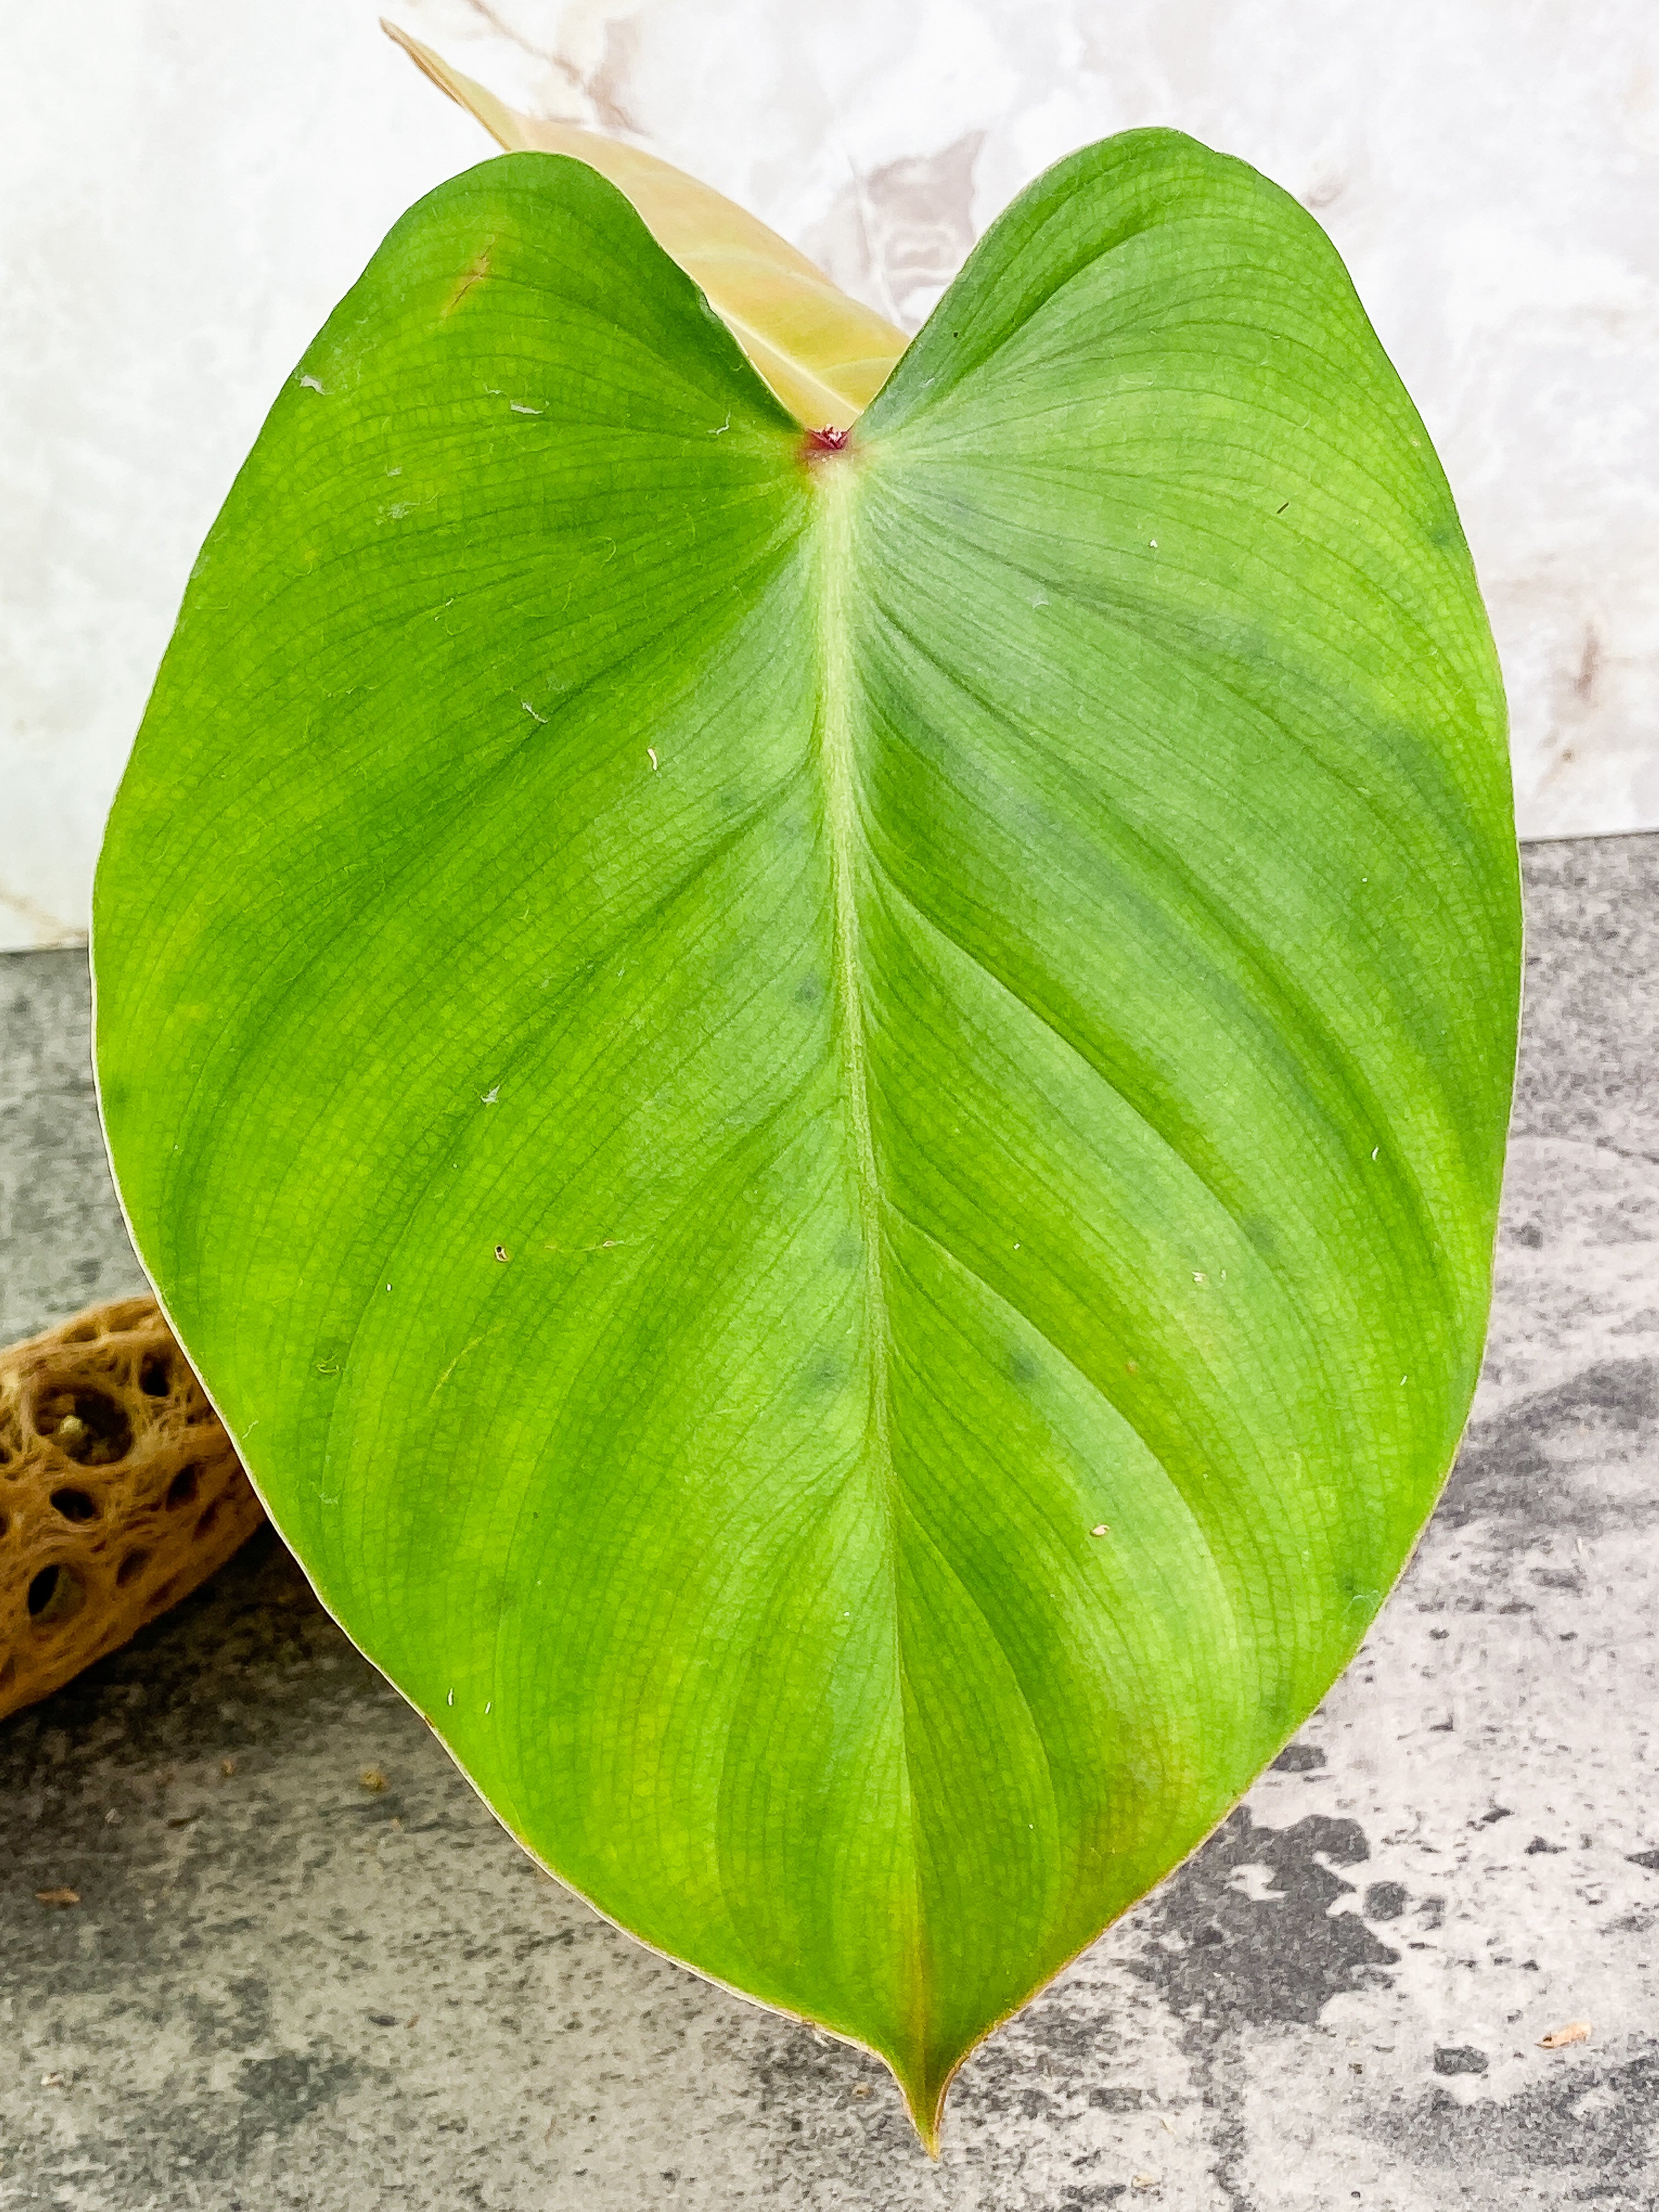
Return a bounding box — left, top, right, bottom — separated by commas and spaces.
804, 423, 853, 461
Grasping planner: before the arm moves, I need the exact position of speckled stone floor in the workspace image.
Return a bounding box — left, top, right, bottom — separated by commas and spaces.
2, 835, 1655, 2211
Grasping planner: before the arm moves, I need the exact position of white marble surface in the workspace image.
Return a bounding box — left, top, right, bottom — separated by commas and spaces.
3, 1, 1656, 948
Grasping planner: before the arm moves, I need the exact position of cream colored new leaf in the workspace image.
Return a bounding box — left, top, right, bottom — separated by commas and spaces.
383, 20, 906, 431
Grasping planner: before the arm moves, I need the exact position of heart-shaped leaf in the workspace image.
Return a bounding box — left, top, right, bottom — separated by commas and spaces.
94, 134, 1519, 2144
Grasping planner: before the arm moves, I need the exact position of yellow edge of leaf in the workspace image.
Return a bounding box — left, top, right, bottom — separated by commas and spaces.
382, 19, 909, 431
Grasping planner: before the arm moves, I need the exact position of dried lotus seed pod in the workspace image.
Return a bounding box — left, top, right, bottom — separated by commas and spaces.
0, 1296, 264, 1722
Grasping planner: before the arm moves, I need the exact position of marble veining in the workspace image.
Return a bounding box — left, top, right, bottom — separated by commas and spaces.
1, 2, 1656, 946
410, 0, 1659, 857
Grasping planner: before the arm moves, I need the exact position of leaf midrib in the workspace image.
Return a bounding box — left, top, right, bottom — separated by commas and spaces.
810, 456, 932, 2080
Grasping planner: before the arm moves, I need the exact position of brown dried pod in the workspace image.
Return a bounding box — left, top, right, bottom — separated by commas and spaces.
0, 1296, 264, 1722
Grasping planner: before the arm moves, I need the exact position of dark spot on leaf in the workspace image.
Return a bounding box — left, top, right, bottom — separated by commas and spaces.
441, 242, 494, 318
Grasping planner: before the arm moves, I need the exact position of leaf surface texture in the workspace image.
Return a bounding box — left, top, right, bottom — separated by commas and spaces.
95, 135, 1520, 2139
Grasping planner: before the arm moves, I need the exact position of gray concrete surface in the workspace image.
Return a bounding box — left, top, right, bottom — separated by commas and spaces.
2, 836, 1656, 2211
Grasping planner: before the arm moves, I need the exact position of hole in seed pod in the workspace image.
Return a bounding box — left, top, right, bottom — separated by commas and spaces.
50, 1487, 98, 1523
35, 1389, 133, 1466
0, 1654, 14, 1692
0, 1509, 8, 1537
166, 1464, 200, 1510
27, 1563, 87, 1628
194, 1501, 221, 1541
61, 1322, 97, 1345
116, 1549, 149, 1587
139, 1355, 171, 1397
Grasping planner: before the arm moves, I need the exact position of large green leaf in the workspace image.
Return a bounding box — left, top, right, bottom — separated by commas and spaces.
94, 135, 1519, 2143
